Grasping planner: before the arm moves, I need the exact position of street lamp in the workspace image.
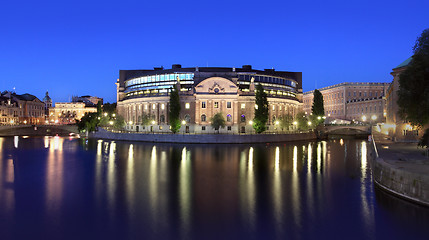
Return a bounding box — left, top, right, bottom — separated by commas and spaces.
104, 113, 108, 117
371, 115, 377, 121
308, 121, 312, 126
152, 120, 156, 125
129, 121, 133, 125
275, 121, 279, 125
109, 121, 114, 125
362, 115, 367, 122
249, 120, 253, 125
181, 120, 186, 125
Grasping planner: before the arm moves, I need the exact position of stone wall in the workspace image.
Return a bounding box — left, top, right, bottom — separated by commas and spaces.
370, 151, 429, 206
90, 128, 317, 144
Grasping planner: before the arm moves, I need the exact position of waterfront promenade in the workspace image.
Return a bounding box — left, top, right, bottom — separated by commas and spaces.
371, 131, 429, 206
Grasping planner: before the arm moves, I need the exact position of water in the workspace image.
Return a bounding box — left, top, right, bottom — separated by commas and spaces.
0, 136, 429, 240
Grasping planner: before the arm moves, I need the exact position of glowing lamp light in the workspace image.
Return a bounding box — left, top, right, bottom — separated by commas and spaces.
151, 120, 156, 125
275, 121, 279, 125
129, 121, 133, 125
371, 115, 377, 121
293, 121, 297, 125
308, 121, 312, 126
55, 120, 59, 123
181, 120, 186, 125
24, 120, 27, 124
317, 116, 321, 120
249, 120, 253, 125
104, 113, 108, 116
362, 116, 367, 122
322, 116, 326, 119
10, 120, 14, 124
109, 121, 114, 125
112, 113, 116, 117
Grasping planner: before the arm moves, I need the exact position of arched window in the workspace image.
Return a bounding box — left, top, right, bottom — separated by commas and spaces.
201, 114, 206, 122
241, 114, 246, 122
227, 114, 232, 122
160, 115, 165, 123
184, 114, 191, 123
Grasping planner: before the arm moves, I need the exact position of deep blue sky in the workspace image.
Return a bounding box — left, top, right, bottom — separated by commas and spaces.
1, 0, 428, 103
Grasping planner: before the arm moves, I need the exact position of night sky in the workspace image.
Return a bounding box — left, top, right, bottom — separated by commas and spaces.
1, 0, 428, 103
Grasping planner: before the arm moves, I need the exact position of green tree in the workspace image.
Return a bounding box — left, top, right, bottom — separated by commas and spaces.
102, 102, 117, 115
253, 83, 269, 133
141, 113, 153, 126
77, 112, 100, 133
312, 89, 325, 125
398, 29, 429, 129
278, 114, 293, 131
295, 111, 310, 131
169, 86, 181, 133
113, 115, 125, 130
211, 112, 226, 133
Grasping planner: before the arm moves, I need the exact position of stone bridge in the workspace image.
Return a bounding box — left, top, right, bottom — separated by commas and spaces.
322, 125, 371, 135
0, 125, 79, 136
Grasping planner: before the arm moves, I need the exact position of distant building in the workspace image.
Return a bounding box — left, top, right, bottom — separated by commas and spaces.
49, 102, 97, 124
384, 58, 426, 141
0, 95, 19, 125
117, 65, 303, 133
303, 82, 389, 123
72, 95, 103, 106
1, 91, 45, 124
43, 91, 52, 117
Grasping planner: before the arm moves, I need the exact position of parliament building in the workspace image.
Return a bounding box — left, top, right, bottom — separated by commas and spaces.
116, 65, 302, 133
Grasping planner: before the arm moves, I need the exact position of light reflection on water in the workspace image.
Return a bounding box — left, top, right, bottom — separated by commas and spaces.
0, 137, 429, 239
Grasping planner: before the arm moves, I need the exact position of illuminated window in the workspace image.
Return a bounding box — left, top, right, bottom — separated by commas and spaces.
185, 103, 190, 109
272, 105, 275, 110
161, 104, 165, 110
202, 101, 206, 108
241, 103, 245, 109
214, 102, 219, 108
152, 104, 156, 110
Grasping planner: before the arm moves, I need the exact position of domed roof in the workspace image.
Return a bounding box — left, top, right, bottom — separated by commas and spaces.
43, 91, 52, 102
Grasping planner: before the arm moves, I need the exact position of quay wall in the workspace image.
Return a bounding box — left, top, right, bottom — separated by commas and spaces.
90, 128, 318, 144
0, 125, 78, 136
370, 144, 429, 207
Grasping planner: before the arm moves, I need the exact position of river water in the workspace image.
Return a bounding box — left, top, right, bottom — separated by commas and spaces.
0, 136, 428, 240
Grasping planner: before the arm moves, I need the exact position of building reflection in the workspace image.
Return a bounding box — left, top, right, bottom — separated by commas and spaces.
0, 137, 15, 218
45, 136, 64, 217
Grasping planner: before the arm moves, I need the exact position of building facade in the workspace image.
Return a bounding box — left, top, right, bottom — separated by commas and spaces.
1, 91, 45, 124
49, 102, 97, 124
303, 82, 389, 123
384, 57, 426, 141
72, 95, 103, 106
117, 65, 303, 133
0, 96, 20, 125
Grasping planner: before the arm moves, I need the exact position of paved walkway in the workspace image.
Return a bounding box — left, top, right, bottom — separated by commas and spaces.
372, 131, 429, 176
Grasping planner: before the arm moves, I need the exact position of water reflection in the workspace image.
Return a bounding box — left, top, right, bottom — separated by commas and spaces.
0, 137, 429, 239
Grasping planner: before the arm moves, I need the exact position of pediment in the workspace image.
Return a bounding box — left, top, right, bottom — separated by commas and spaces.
195, 77, 238, 94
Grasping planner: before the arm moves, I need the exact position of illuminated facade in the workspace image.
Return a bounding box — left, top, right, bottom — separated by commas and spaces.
49, 102, 97, 124
303, 82, 389, 123
384, 58, 426, 141
117, 65, 303, 133
0, 91, 45, 124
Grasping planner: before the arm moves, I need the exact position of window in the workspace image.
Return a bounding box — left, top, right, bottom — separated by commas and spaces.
241, 103, 245, 109
161, 104, 165, 110
159, 126, 163, 130
241, 114, 246, 122
227, 114, 232, 122
160, 115, 165, 123
272, 105, 275, 111
227, 126, 232, 131
214, 102, 219, 108
202, 101, 206, 108
202, 126, 206, 131
227, 102, 231, 108
201, 114, 206, 122
152, 104, 156, 110
184, 114, 191, 123
185, 103, 190, 109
